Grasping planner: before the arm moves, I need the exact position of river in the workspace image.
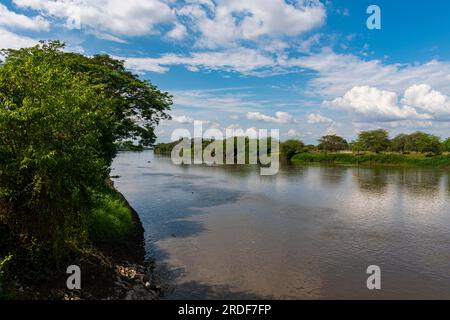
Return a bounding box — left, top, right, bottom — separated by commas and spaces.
111, 150, 450, 299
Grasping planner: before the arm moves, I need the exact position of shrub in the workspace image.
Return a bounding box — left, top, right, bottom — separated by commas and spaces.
0, 255, 13, 297
88, 191, 133, 244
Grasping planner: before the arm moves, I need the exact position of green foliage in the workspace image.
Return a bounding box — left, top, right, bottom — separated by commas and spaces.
116, 141, 145, 152
0, 40, 170, 260
1, 41, 172, 163
291, 152, 450, 167
354, 129, 390, 153
391, 132, 442, 155
88, 190, 133, 244
390, 134, 410, 153
154, 140, 181, 155
443, 138, 450, 152
0, 42, 112, 253
155, 137, 276, 163
0, 255, 13, 298
318, 135, 348, 152
280, 140, 306, 159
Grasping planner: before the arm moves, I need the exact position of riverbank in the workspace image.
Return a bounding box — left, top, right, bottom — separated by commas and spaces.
0, 181, 161, 300
291, 152, 450, 168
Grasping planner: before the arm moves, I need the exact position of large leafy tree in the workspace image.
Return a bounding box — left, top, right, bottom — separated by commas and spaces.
318, 135, 348, 152
443, 138, 450, 152
0, 45, 112, 248
391, 132, 442, 154
355, 129, 390, 153
0, 41, 172, 253
281, 140, 306, 159
2, 41, 172, 164
406, 132, 442, 154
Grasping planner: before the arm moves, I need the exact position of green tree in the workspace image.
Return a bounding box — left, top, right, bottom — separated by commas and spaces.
443, 138, 450, 152
391, 134, 410, 152
281, 140, 306, 159
356, 129, 390, 153
0, 48, 113, 252
406, 132, 442, 155
318, 135, 348, 152
0, 41, 172, 257
2, 41, 172, 164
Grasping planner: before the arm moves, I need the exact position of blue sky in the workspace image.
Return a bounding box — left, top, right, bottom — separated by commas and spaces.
1, 0, 450, 143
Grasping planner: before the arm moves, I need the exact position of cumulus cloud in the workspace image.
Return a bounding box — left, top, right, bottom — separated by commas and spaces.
171, 115, 195, 124
13, 0, 175, 38
167, 22, 187, 40
0, 27, 37, 50
177, 0, 326, 48
247, 111, 293, 124
169, 115, 211, 125
307, 113, 334, 124
0, 4, 49, 31
324, 85, 450, 122
290, 49, 450, 98
402, 84, 450, 116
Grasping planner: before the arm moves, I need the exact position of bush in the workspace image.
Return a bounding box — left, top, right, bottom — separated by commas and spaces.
0, 43, 113, 256
281, 140, 306, 159
88, 191, 133, 244
0, 255, 13, 297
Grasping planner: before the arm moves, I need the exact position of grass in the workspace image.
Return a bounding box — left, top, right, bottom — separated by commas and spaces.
0, 255, 13, 299
88, 189, 133, 244
291, 152, 450, 168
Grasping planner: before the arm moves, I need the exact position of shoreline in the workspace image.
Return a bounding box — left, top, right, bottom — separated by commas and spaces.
3, 181, 161, 300
290, 152, 450, 169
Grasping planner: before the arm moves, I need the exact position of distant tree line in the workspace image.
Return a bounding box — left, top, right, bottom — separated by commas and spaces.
155, 130, 450, 162
281, 130, 450, 159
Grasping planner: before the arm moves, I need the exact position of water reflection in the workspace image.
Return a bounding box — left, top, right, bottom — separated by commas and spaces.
112, 151, 450, 299
353, 168, 389, 195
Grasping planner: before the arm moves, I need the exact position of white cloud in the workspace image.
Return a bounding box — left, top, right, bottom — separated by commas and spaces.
287, 129, 298, 137
171, 115, 195, 124
13, 0, 175, 37
247, 111, 293, 124
178, 0, 326, 48
0, 27, 37, 50
169, 115, 211, 125
167, 22, 187, 40
402, 84, 450, 116
307, 113, 333, 124
0, 4, 49, 31
324, 85, 439, 122
171, 88, 260, 112
119, 47, 275, 75
290, 49, 450, 98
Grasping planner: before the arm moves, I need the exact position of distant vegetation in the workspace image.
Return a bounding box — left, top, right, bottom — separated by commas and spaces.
288, 130, 450, 167
155, 130, 450, 168
116, 141, 145, 152
155, 137, 275, 163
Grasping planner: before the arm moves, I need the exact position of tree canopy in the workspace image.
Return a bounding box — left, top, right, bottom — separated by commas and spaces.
354, 129, 390, 153
318, 135, 348, 152
1, 41, 172, 164
391, 132, 442, 154
443, 138, 450, 152
0, 41, 172, 254
280, 140, 306, 159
